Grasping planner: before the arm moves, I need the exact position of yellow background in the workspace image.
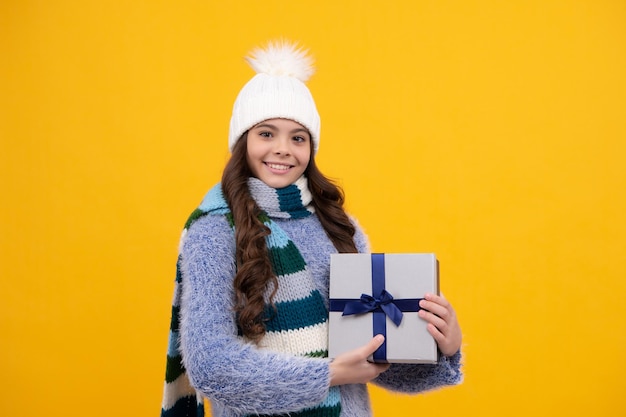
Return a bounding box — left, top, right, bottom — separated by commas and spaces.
2, 1, 625, 416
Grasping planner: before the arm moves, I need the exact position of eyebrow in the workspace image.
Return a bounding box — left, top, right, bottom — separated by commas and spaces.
254, 123, 310, 135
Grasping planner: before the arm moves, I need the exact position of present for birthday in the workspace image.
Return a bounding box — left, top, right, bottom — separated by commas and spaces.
328, 253, 440, 364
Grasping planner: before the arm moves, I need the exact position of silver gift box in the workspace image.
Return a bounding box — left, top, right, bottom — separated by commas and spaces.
328, 253, 440, 364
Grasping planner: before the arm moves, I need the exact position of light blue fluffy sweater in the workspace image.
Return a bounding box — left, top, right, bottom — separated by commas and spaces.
179, 208, 463, 416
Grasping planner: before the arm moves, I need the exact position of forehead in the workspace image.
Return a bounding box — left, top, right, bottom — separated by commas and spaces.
253, 118, 308, 131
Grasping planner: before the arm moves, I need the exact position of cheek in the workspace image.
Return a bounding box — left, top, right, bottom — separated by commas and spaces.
246, 142, 261, 162
297, 147, 312, 164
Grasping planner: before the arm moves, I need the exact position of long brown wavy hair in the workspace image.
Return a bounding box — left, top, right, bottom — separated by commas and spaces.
221, 133, 358, 342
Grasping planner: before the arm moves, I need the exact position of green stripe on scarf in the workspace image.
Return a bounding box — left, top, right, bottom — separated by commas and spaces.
263, 290, 328, 332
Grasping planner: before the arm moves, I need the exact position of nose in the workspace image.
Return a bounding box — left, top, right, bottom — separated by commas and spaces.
272, 136, 291, 155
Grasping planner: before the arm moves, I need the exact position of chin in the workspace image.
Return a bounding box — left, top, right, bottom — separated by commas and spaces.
260, 176, 295, 189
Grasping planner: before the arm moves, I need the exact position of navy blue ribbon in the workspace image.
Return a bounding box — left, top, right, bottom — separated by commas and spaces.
339, 290, 404, 326
329, 253, 423, 362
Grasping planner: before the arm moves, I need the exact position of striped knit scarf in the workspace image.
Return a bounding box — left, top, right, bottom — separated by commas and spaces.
161, 176, 341, 417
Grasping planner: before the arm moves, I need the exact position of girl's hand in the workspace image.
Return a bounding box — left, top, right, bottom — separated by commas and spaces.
329, 335, 391, 386
418, 293, 462, 357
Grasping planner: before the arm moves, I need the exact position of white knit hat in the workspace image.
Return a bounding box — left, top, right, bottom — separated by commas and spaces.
228, 41, 321, 154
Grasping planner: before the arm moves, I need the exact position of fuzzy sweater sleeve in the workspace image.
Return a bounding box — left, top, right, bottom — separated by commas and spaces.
179, 214, 332, 415
372, 351, 463, 393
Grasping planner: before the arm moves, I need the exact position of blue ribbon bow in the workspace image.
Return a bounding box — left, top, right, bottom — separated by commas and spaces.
341, 289, 404, 326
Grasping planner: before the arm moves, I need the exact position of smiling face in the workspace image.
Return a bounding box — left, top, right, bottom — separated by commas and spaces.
246, 118, 312, 189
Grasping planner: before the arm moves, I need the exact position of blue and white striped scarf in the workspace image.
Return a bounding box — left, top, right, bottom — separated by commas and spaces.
161, 176, 341, 417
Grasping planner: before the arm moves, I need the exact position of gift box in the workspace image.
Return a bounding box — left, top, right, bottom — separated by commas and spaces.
328, 253, 439, 364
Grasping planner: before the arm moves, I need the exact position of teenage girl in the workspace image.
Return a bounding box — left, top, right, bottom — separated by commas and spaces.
161, 41, 463, 417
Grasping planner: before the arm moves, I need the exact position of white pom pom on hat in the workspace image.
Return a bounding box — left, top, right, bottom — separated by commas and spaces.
228, 40, 321, 154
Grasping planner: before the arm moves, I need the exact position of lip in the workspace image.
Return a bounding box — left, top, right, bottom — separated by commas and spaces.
264, 162, 294, 174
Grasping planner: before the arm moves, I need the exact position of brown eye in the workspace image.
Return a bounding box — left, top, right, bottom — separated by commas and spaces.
293, 135, 309, 143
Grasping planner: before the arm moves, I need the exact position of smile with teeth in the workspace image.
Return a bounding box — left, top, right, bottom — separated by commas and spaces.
265, 162, 292, 171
